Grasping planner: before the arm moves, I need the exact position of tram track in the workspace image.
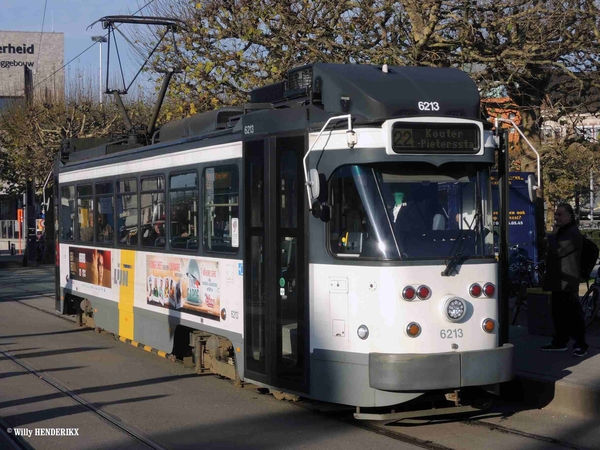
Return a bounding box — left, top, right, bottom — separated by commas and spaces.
0, 346, 170, 450
0, 416, 35, 450
293, 398, 594, 450
358, 412, 594, 450
460, 417, 592, 450
345, 419, 455, 450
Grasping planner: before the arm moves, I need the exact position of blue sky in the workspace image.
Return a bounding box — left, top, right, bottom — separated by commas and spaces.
1, 0, 156, 95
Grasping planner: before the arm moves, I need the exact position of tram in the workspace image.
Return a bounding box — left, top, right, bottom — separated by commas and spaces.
54, 63, 513, 414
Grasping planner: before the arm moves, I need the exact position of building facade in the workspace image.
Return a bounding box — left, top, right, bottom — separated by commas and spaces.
0, 31, 64, 245
0, 30, 64, 100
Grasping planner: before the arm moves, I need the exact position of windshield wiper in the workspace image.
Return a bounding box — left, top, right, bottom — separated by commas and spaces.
441, 252, 466, 277
441, 210, 480, 277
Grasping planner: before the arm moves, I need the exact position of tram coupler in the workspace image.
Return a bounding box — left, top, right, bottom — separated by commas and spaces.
354, 401, 493, 422
354, 389, 493, 422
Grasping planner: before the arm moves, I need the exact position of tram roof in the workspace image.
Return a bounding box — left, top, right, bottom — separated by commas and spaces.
251, 63, 482, 122
158, 64, 481, 142
59, 63, 483, 167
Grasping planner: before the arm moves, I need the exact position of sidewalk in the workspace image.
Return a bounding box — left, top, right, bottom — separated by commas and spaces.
1, 264, 600, 418
507, 283, 600, 418
0, 248, 25, 264
508, 324, 600, 417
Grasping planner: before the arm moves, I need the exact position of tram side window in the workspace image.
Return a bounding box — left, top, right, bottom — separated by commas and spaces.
169, 172, 198, 251
117, 179, 138, 246
77, 184, 94, 243
203, 165, 239, 253
95, 181, 114, 245
141, 175, 166, 248
60, 185, 75, 241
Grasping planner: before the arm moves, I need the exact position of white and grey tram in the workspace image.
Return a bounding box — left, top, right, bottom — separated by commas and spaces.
55, 63, 513, 415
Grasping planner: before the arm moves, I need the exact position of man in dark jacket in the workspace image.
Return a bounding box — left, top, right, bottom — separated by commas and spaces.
541, 203, 588, 357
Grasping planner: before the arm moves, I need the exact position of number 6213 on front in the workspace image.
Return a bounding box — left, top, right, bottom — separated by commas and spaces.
440, 328, 463, 339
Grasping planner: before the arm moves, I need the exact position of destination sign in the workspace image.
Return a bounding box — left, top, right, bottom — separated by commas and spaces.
391, 123, 480, 154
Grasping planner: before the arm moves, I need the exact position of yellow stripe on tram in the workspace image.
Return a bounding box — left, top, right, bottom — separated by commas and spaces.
118, 250, 136, 341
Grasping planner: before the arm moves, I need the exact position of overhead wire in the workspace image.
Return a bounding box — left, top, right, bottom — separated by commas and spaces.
37, 0, 49, 69
32, 0, 157, 91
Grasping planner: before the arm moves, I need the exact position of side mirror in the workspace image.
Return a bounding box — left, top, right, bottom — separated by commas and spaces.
526, 174, 538, 203
309, 169, 320, 199
311, 200, 331, 222
309, 169, 328, 202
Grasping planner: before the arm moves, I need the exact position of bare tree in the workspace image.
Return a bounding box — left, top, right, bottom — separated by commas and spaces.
139, 0, 600, 224
0, 91, 152, 196
139, 0, 460, 119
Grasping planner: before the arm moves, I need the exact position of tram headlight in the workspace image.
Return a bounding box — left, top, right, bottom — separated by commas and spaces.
445, 297, 466, 322
357, 325, 369, 340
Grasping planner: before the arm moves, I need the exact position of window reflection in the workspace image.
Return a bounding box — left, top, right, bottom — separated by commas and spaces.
117, 179, 138, 246
170, 172, 198, 250
61, 186, 75, 241
204, 165, 239, 253
141, 176, 166, 248
329, 164, 493, 260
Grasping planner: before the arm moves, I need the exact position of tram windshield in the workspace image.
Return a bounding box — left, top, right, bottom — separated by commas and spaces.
329, 163, 494, 260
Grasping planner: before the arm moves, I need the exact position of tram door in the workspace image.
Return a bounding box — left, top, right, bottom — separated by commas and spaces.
244, 136, 307, 393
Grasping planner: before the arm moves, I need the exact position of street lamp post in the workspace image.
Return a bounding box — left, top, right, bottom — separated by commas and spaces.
91, 36, 107, 105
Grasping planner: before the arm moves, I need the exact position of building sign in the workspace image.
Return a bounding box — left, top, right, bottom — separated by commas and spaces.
0, 44, 35, 55
0, 31, 64, 98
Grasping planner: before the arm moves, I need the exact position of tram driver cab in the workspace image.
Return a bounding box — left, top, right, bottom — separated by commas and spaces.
329, 163, 487, 260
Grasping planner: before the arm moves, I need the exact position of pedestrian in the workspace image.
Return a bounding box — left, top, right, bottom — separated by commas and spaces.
541, 203, 588, 357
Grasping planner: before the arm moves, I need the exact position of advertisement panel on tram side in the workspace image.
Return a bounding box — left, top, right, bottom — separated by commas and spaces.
140, 253, 244, 335
145, 255, 220, 321
60, 245, 244, 335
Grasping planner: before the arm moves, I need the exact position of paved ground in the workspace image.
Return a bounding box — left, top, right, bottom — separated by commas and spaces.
1, 263, 600, 450
0, 271, 423, 450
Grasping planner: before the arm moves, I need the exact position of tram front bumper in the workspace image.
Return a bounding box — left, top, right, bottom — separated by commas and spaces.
369, 344, 514, 391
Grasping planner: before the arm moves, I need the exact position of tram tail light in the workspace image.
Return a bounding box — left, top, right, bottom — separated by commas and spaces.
482, 318, 495, 333
402, 286, 416, 301
417, 285, 431, 300
469, 283, 482, 298
483, 283, 495, 297
406, 322, 421, 338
